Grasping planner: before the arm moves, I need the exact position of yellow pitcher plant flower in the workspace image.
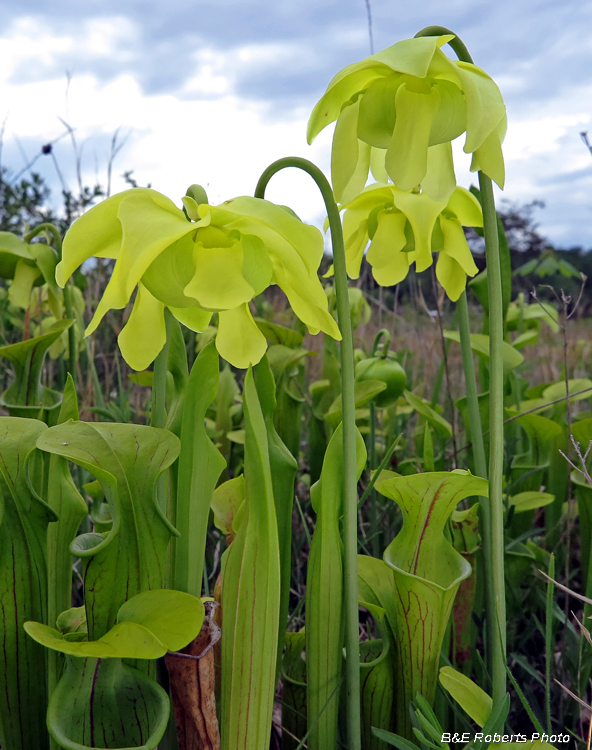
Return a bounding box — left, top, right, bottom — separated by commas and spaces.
339, 182, 483, 301
56, 187, 341, 370
308, 34, 506, 203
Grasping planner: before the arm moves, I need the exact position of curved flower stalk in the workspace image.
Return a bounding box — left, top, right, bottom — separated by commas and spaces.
339, 182, 482, 300
364, 470, 489, 739
307, 34, 506, 202
57, 187, 340, 370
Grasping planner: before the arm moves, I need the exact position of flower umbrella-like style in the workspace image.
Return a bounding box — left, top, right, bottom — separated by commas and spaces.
339, 183, 483, 301
307, 34, 506, 203
56, 188, 341, 370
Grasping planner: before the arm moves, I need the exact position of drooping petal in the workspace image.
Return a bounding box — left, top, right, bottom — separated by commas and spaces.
421, 142, 456, 203
386, 83, 441, 190
168, 305, 213, 332
57, 189, 137, 286
272, 264, 342, 341
439, 215, 479, 276
370, 148, 389, 183
186, 239, 254, 311
446, 187, 483, 228
366, 212, 408, 269
344, 222, 370, 279
470, 116, 506, 189
455, 61, 506, 154
435, 251, 466, 302
371, 248, 412, 287
391, 189, 447, 272
216, 304, 268, 368
307, 63, 390, 143
357, 75, 402, 149
331, 100, 371, 203
118, 283, 166, 371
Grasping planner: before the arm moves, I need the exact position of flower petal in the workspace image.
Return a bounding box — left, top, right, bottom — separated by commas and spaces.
118, 283, 166, 371
371, 248, 411, 287
370, 148, 389, 183
168, 305, 213, 332
386, 83, 441, 191
470, 116, 506, 189
455, 61, 506, 154
186, 240, 254, 311
344, 222, 370, 279
421, 142, 456, 203
439, 215, 479, 276
57, 189, 138, 286
390, 189, 447, 272
446, 187, 483, 228
216, 304, 268, 368
435, 250, 466, 302
331, 100, 371, 203
9, 260, 41, 309
307, 63, 390, 143
366, 212, 408, 269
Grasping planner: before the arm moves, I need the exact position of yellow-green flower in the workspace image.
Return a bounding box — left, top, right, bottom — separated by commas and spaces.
340, 183, 482, 301
308, 34, 506, 203
56, 188, 341, 370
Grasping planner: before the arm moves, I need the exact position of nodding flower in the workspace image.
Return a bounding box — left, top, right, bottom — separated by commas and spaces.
57, 187, 340, 370
308, 34, 506, 204
337, 182, 483, 301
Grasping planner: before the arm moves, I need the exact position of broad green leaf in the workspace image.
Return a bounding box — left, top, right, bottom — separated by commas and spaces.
117, 588, 205, 651
0, 417, 55, 750
325, 379, 387, 425
512, 329, 539, 350
36, 421, 180, 640
443, 330, 523, 372
542, 378, 592, 405
438, 665, 492, 727
0, 230, 35, 278
403, 390, 452, 438
508, 491, 554, 513
47, 656, 169, 750
26, 589, 204, 660
220, 368, 281, 750
306, 423, 367, 750
378, 470, 488, 738
174, 341, 226, 597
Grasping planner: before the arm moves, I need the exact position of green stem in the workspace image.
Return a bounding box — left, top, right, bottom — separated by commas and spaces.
415, 25, 507, 706
255, 156, 362, 750
151, 311, 172, 516
480, 171, 507, 705
25, 223, 78, 382
545, 553, 555, 734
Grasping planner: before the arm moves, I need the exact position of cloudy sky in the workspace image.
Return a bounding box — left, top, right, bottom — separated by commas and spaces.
1, 0, 591, 248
